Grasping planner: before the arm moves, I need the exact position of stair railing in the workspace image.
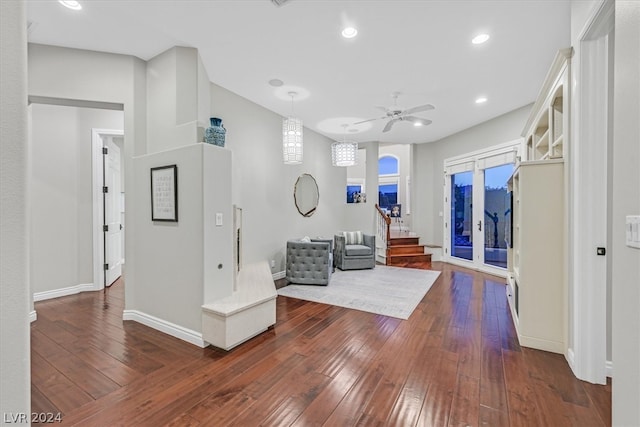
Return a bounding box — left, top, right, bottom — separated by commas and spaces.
375, 204, 391, 251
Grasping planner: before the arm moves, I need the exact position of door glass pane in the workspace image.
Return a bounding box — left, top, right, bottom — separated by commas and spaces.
451, 172, 473, 260
483, 164, 514, 268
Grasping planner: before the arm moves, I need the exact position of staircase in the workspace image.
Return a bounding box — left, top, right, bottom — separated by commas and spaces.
374, 204, 432, 269
387, 233, 432, 269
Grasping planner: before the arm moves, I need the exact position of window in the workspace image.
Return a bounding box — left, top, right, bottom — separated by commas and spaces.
378, 155, 399, 176
378, 155, 400, 209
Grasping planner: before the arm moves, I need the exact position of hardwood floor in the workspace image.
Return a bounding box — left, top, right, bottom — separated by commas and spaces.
31, 263, 611, 426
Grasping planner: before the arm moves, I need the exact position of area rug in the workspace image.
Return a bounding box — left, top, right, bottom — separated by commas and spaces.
277, 265, 440, 320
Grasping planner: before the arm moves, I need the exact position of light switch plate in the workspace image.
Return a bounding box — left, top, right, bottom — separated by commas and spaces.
216, 213, 223, 226
626, 215, 640, 249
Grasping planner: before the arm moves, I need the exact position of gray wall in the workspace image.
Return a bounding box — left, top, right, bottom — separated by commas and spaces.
412, 105, 531, 246
30, 104, 123, 294
210, 83, 356, 274
0, 0, 30, 417
28, 43, 147, 314
612, 1, 640, 424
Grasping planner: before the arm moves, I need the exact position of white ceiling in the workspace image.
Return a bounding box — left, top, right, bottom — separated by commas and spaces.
26, 0, 571, 145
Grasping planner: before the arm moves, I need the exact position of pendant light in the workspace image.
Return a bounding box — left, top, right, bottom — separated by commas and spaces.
331, 124, 358, 167
283, 91, 303, 164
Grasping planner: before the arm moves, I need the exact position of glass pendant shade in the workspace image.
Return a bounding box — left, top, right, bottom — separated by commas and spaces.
331, 141, 358, 166
283, 116, 303, 164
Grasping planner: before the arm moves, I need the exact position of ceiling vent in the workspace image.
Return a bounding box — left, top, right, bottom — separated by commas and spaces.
271, 0, 292, 6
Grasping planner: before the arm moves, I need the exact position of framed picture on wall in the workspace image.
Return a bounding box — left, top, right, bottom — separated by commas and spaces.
151, 165, 178, 222
390, 203, 402, 218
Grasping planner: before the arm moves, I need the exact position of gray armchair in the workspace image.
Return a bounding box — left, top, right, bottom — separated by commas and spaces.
286, 239, 333, 285
334, 232, 375, 270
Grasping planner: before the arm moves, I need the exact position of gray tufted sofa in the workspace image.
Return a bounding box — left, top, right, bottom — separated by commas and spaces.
334, 232, 375, 270
285, 239, 333, 285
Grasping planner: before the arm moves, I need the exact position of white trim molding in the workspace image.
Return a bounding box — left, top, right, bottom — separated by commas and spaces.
33, 283, 95, 302
272, 271, 286, 281
92, 128, 124, 292
29, 311, 37, 323
568, 0, 613, 385
122, 310, 207, 348
606, 360, 613, 378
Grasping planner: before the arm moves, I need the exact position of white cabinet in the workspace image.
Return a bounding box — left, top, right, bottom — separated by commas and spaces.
522, 48, 571, 162
507, 160, 565, 353
507, 48, 571, 354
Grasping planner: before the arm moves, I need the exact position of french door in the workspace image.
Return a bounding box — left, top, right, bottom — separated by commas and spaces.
443, 141, 519, 276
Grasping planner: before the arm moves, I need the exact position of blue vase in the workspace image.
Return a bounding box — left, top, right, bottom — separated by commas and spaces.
204, 117, 226, 147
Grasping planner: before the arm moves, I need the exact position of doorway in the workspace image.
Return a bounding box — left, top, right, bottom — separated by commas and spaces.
443, 141, 519, 276
93, 129, 125, 288
28, 100, 124, 300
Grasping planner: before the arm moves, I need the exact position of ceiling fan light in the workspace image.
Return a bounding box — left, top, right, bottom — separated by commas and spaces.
331, 141, 358, 167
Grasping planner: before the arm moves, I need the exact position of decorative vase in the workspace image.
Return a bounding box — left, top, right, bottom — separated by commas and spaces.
204, 117, 226, 147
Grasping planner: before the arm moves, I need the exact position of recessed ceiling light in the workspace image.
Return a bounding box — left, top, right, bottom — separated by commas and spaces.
59, 0, 82, 10
476, 97, 488, 104
341, 27, 358, 39
472, 34, 490, 44
268, 78, 284, 87
413, 122, 423, 127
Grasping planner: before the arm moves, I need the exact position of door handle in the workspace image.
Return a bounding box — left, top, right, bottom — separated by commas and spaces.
478, 220, 482, 231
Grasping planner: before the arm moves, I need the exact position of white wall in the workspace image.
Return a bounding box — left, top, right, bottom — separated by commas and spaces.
28, 43, 147, 315
611, 2, 640, 424
146, 47, 210, 153
30, 104, 123, 295
0, 0, 30, 417
210, 83, 352, 273
412, 105, 531, 246
132, 144, 233, 333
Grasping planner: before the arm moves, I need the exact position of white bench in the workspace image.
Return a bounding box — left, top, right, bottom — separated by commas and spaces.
202, 261, 277, 350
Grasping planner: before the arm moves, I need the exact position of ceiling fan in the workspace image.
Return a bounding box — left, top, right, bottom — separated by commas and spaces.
355, 92, 434, 132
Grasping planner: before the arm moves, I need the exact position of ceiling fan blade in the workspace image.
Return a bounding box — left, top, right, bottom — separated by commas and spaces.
374, 105, 389, 112
403, 116, 433, 126
382, 119, 399, 132
403, 104, 435, 115
353, 116, 386, 125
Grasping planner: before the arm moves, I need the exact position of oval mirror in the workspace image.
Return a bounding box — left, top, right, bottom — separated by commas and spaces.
294, 173, 319, 217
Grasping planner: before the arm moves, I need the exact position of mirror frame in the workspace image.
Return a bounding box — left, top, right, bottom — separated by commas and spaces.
294, 173, 319, 217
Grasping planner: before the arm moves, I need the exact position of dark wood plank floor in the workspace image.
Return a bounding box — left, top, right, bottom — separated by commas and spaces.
31, 263, 611, 426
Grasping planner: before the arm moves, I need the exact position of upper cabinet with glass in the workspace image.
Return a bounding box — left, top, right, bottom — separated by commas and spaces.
522, 48, 572, 161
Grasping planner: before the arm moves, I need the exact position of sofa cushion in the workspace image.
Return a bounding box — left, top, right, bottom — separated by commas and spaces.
345, 244, 372, 256
343, 230, 363, 245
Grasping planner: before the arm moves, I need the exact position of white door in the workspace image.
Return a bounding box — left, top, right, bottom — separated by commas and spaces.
444, 142, 519, 276
104, 138, 122, 286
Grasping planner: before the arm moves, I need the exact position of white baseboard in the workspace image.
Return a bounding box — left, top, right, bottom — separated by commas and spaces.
567, 348, 576, 372
33, 283, 96, 302
272, 271, 285, 280
567, 348, 613, 379
29, 310, 37, 323
122, 309, 206, 348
